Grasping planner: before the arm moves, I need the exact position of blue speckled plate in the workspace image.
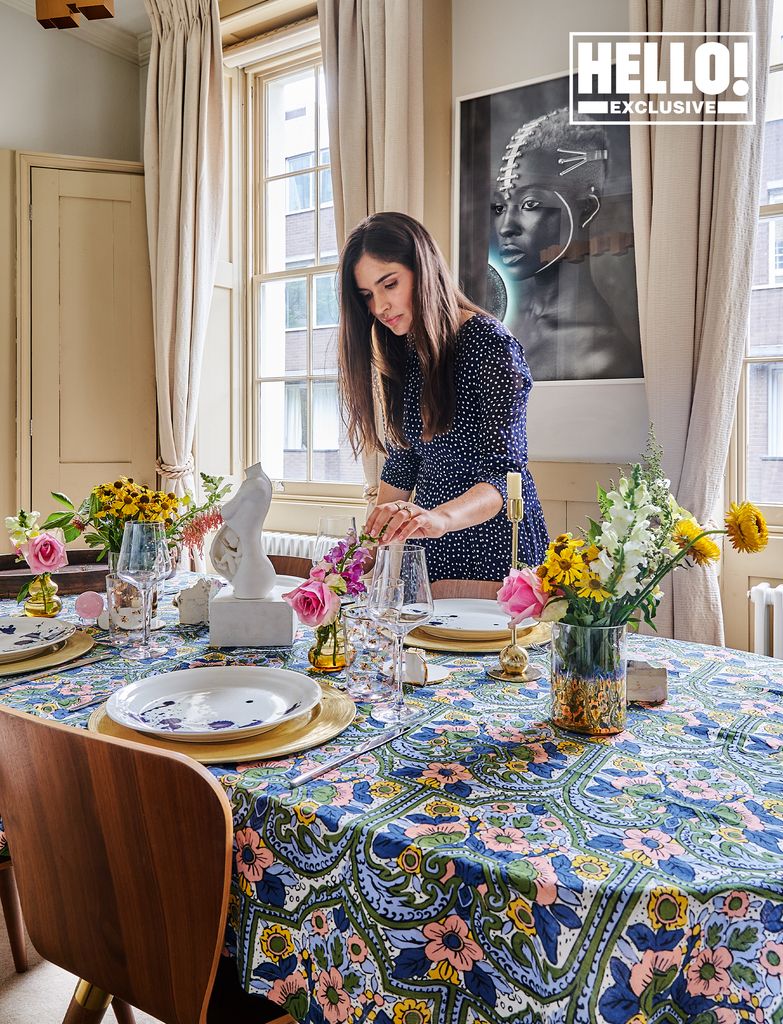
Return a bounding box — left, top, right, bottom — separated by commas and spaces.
106, 665, 322, 743
0, 615, 76, 664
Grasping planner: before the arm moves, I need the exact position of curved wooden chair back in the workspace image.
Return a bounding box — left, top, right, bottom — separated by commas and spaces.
268, 554, 311, 580
0, 706, 232, 1024
431, 579, 502, 600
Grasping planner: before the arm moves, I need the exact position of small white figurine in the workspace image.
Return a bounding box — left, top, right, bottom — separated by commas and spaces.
173, 578, 223, 625
209, 463, 276, 599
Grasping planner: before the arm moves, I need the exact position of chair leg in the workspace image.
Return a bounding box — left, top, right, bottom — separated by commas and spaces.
61, 979, 112, 1024
112, 999, 136, 1024
0, 863, 28, 973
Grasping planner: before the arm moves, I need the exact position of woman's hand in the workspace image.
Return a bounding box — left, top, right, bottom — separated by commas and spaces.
365, 500, 449, 545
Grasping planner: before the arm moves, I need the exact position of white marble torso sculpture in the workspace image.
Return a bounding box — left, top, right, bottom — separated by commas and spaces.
209, 463, 277, 599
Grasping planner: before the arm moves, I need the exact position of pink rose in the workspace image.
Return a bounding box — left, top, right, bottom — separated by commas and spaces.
283, 577, 341, 627
497, 567, 547, 624
24, 531, 68, 574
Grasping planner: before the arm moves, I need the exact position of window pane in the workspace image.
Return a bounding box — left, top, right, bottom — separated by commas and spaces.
314, 273, 338, 326
746, 362, 783, 505
771, 0, 783, 66
286, 170, 314, 213
319, 169, 337, 262
266, 68, 315, 177
749, 253, 783, 353
311, 379, 364, 484
318, 66, 329, 154
266, 178, 315, 272
258, 381, 307, 482
257, 280, 307, 376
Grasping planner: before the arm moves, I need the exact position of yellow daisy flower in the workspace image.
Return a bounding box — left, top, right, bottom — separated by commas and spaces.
646, 887, 688, 930
572, 855, 611, 881
507, 897, 536, 935
672, 519, 720, 566
259, 923, 294, 961
393, 999, 431, 1024
575, 574, 612, 602
725, 502, 768, 553
546, 549, 584, 587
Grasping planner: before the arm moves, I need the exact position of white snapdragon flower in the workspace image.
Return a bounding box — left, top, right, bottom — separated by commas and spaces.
594, 548, 615, 582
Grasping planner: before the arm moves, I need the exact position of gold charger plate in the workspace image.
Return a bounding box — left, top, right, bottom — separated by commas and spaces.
419, 625, 511, 643
405, 621, 551, 654
0, 629, 95, 678
88, 683, 357, 765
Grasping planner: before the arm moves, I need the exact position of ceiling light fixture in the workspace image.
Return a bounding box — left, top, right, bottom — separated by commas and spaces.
36, 0, 114, 30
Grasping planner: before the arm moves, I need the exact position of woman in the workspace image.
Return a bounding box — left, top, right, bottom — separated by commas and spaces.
337, 212, 548, 582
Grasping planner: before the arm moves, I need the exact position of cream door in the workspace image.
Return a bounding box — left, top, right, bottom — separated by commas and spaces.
30, 167, 156, 512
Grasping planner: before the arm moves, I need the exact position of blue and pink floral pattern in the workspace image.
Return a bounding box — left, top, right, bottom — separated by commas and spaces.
1, 581, 782, 1023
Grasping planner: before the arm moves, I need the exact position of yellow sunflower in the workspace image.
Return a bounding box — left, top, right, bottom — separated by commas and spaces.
546, 548, 585, 587
646, 886, 688, 930
725, 502, 768, 553
575, 573, 612, 602
672, 519, 721, 566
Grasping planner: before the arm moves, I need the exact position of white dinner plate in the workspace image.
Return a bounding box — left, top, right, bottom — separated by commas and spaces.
275, 575, 306, 590
422, 599, 533, 641
0, 616, 76, 664
106, 665, 323, 743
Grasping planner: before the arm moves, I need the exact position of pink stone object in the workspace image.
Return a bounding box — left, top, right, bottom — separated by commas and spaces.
75, 591, 105, 619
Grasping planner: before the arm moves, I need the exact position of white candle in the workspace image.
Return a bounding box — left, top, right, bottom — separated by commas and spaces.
507, 472, 522, 500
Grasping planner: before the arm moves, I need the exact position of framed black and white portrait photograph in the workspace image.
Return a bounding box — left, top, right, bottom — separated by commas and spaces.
456, 71, 643, 383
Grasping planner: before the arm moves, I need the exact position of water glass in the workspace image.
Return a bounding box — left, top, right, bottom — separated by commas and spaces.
116, 522, 171, 659
342, 603, 395, 703
313, 515, 358, 565
367, 545, 433, 724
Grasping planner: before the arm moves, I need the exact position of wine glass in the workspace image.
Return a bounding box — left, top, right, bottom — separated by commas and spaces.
366, 544, 433, 724
312, 515, 358, 566
116, 522, 172, 659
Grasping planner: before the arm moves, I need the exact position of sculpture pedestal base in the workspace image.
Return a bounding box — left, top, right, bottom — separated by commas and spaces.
209, 584, 294, 647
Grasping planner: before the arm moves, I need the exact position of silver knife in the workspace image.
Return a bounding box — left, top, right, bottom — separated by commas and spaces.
287, 716, 429, 787
0, 652, 115, 690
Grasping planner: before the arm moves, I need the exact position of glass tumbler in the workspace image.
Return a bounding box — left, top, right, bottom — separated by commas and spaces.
342, 603, 395, 703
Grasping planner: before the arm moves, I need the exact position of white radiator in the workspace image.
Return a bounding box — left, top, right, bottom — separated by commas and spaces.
749, 583, 783, 658
263, 531, 317, 559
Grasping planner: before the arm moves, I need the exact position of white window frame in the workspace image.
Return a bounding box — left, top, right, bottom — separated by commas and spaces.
769, 366, 783, 457
238, 30, 363, 503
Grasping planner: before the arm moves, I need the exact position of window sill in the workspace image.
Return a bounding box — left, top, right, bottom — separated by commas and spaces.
760, 456, 783, 462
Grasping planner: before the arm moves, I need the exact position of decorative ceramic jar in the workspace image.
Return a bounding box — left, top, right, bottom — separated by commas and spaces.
550, 622, 628, 735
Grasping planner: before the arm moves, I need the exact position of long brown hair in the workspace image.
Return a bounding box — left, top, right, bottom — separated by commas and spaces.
337, 212, 483, 454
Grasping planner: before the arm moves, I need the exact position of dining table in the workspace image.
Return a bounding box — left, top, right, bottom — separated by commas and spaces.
1, 577, 783, 1024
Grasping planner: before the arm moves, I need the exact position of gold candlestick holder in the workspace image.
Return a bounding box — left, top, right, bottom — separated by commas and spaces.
486, 495, 546, 683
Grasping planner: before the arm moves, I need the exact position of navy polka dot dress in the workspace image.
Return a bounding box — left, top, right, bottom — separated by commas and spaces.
380, 314, 549, 582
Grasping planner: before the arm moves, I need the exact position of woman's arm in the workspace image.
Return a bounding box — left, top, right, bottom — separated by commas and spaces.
373, 483, 503, 544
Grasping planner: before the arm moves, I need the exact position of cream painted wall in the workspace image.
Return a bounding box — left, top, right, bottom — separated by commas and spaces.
0, 5, 140, 161
451, 0, 649, 464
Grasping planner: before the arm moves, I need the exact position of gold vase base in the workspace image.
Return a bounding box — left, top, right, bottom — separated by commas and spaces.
486, 641, 546, 683
550, 716, 624, 736
486, 663, 546, 682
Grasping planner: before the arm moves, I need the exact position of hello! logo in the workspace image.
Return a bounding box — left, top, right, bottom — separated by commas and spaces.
570, 32, 756, 125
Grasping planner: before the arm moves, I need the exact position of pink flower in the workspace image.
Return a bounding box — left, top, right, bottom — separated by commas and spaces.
282, 577, 341, 627
234, 827, 273, 882
529, 856, 558, 905
727, 801, 763, 831
670, 778, 722, 802
714, 1011, 738, 1024
630, 948, 683, 996
310, 910, 330, 936
477, 826, 531, 853
622, 828, 683, 862
686, 946, 733, 999
268, 972, 307, 1006
23, 530, 67, 574
346, 934, 369, 963
422, 915, 484, 973
722, 891, 750, 918
315, 968, 351, 1024
420, 763, 473, 787
405, 821, 466, 841
760, 940, 783, 977
496, 567, 547, 624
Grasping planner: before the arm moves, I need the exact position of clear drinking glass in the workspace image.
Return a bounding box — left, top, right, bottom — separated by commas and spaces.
343, 603, 395, 702
366, 545, 433, 724
312, 515, 358, 565
117, 522, 171, 659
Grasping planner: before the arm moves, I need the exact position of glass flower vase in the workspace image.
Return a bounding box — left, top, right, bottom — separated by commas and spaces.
550, 622, 627, 735
308, 616, 347, 673
23, 573, 63, 618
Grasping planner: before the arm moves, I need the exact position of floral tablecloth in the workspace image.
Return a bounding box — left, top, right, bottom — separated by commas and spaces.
1, 582, 783, 1024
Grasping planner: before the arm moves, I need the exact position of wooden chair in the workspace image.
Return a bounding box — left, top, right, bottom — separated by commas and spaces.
0, 706, 293, 1024
268, 554, 311, 579
431, 579, 502, 600
0, 859, 28, 972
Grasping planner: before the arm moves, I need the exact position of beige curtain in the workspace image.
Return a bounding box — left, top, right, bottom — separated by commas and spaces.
630, 0, 770, 643
317, 0, 425, 501
143, 0, 226, 500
